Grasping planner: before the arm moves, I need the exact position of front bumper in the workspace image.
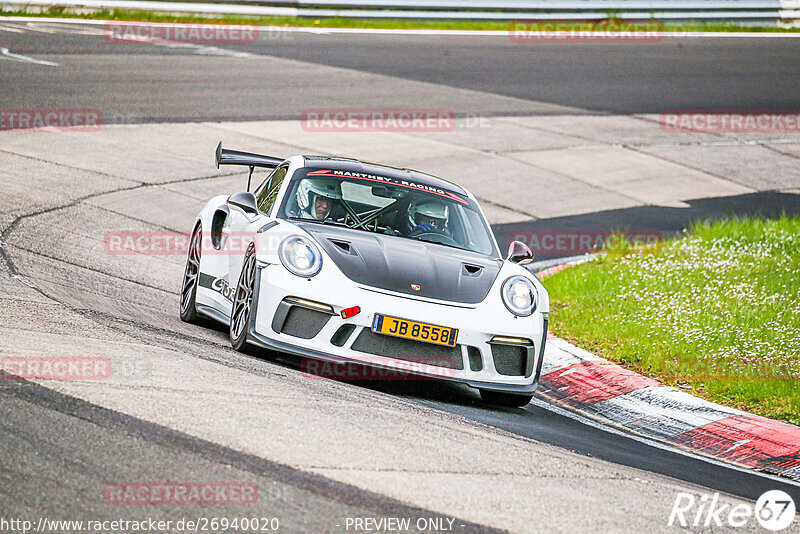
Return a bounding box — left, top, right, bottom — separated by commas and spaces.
248, 263, 548, 394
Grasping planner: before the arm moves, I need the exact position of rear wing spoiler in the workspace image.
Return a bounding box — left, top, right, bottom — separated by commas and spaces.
215, 142, 284, 191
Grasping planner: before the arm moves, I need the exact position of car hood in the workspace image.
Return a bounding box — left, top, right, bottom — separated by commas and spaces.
297, 223, 502, 304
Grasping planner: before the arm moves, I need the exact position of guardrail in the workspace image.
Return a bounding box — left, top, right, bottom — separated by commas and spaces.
2, 0, 799, 24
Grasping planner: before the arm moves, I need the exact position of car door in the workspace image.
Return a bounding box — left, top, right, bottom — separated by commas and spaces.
225, 165, 289, 303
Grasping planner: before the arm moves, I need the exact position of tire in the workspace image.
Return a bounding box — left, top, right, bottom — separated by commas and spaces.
479, 389, 533, 408
179, 223, 202, 323
230, 243, 257, 352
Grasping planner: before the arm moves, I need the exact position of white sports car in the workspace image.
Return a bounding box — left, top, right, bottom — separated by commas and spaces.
180, 143, 549, 407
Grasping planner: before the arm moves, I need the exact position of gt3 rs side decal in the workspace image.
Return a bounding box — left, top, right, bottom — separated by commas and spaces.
199, 273, 234, 302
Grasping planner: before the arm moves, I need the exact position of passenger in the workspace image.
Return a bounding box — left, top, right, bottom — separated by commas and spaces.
408, 200, 450, 235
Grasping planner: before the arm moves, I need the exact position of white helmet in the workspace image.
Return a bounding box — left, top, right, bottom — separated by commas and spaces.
297, 178, 343, 213
409, 199, 449, 229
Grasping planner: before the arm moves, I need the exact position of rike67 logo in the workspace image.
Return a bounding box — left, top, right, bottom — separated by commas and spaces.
669, 490, 796, 531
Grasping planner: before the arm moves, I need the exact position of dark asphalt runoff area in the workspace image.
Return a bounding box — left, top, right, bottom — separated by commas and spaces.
0, 25, 799, 119
233, 33, 800, 115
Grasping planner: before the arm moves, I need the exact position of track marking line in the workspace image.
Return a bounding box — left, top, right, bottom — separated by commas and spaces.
0, 19, 258, 57
725, 439, 753, 453
0, 17, 799, 38
141, 39, 257, 57
26, 21, 107, 35
0, 23, 27, 32
12, 21, 60, 33
12, 274, 36, 288
0, 46, 59, 65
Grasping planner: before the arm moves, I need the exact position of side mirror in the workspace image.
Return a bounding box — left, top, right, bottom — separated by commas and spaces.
507, 240, 534, 265
228, 192, 259, 215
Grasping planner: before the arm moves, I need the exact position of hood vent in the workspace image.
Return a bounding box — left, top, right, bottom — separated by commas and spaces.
329, 239, 356, 256
462, 263, 483, 277
301, 223, 501, 304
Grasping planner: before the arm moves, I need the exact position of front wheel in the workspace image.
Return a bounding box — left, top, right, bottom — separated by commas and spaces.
180, 223, 202, 323
230, 243, 257, 352
479, 390, 533, 408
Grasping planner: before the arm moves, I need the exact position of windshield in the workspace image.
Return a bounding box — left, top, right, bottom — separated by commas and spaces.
278, 168, 498, 257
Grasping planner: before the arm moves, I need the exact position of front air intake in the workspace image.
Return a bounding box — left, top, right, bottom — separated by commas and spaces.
350, 330, 464, 370
272, 298, 333, 339
467, 346, 483, 371
330, 324, 357, 347
491, 344, 528, 376
280, 306, 330, 339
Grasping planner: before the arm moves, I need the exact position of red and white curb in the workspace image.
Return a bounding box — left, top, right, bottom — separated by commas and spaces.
536, 265, 800, 481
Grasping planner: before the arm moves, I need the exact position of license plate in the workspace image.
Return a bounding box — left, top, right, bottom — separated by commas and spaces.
372, 314, 458, 347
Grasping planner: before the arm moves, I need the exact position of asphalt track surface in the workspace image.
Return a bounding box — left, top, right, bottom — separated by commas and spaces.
1, 378, 496, 533
0, 22, 799, 118
1, 21, 800, 532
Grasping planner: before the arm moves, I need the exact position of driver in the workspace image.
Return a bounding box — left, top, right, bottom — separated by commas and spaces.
294, 178, 342, 220
408, 200, 450, 235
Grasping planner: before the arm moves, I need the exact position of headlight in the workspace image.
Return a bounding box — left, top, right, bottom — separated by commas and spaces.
279, 236, 322, 277
501, 276, 537, 316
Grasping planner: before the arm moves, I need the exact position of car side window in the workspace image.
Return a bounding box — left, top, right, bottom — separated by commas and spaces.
256, 166, 288, 215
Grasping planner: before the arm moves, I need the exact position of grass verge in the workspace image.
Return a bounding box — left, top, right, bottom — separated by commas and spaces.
544, 216, 800, 425
1, 8, 799, 32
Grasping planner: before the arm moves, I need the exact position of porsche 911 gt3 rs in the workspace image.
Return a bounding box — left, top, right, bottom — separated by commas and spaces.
180, 143, 549, 407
